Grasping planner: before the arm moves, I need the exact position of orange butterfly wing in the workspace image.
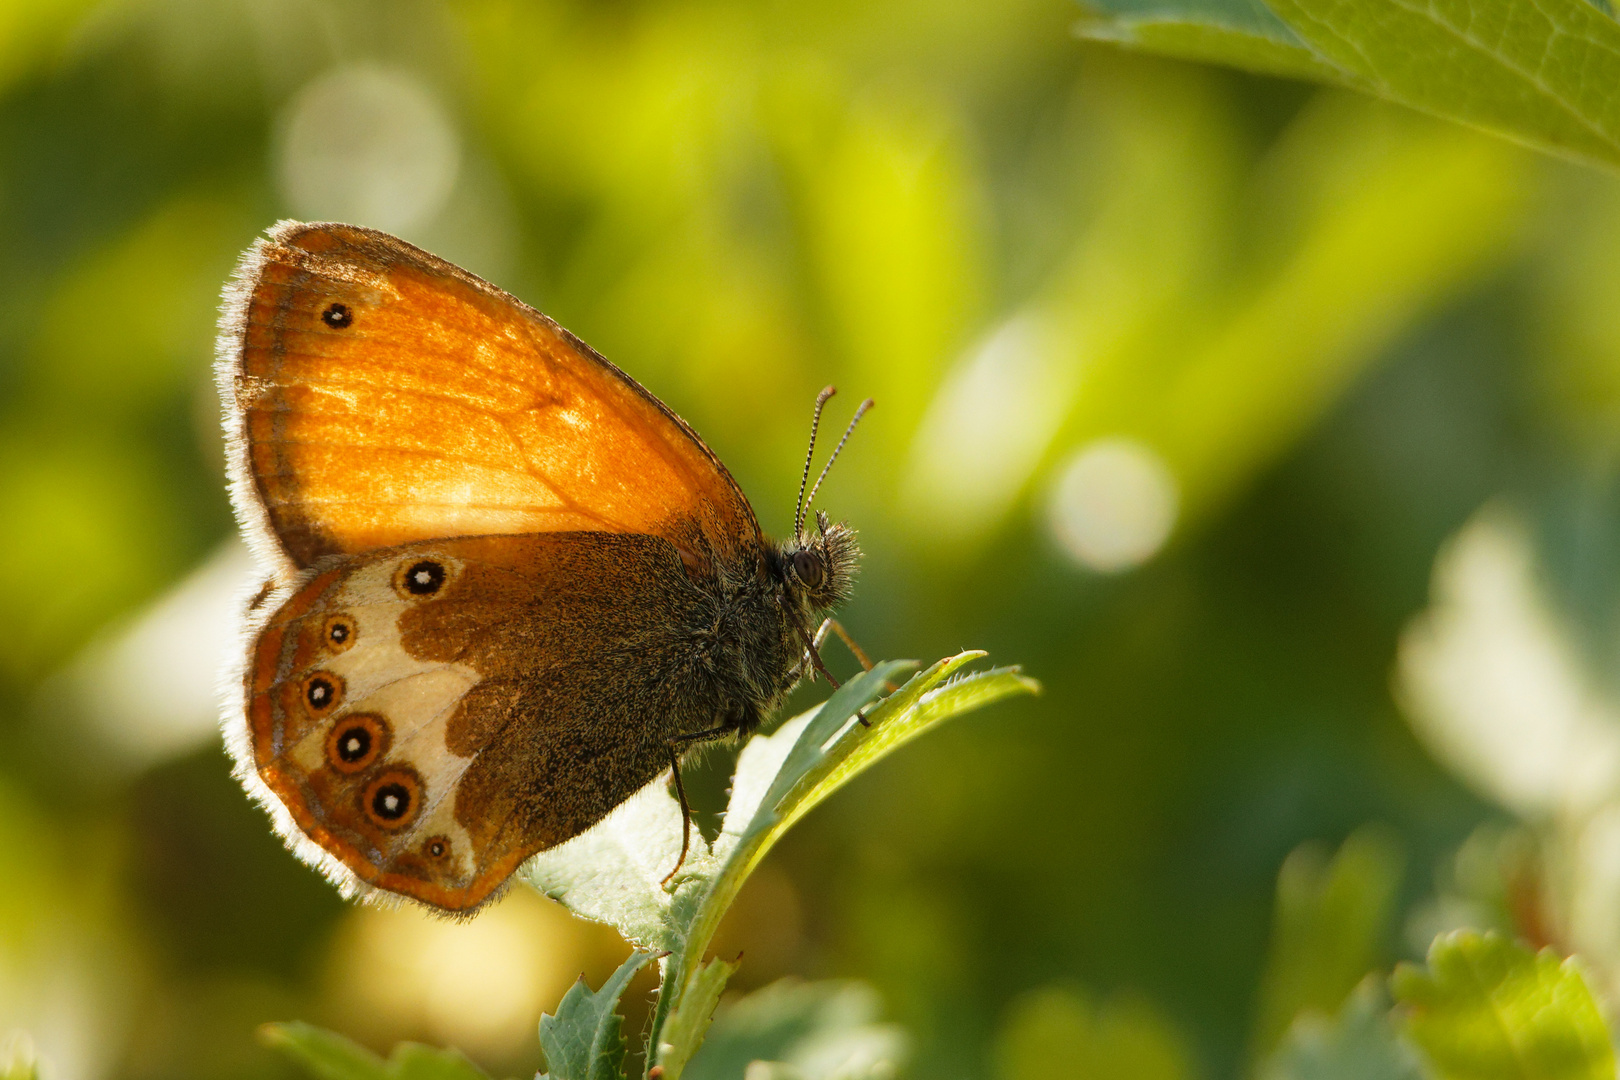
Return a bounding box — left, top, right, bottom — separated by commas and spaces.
216, 220, 759, 574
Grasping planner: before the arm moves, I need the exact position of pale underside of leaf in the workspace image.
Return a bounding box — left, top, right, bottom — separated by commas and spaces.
1074, 0, 1358, 82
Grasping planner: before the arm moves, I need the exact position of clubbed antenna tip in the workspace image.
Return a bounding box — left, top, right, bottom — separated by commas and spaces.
803, 397, 873, 519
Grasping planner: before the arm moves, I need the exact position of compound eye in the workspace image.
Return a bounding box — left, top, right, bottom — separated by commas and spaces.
792, 549, 825, 589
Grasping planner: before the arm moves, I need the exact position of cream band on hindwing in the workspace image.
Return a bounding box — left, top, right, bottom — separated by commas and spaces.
251, 553, 484, 894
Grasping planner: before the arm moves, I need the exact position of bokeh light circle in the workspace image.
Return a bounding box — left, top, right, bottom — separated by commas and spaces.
1048, 437, 1178, 572
276, 64, 460, 234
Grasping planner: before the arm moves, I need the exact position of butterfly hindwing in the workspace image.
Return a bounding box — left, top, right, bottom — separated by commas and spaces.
234, 531, 728, 911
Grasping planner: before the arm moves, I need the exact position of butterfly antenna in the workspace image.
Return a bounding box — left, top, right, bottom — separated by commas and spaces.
795, 386, 838, 537
804, 397, 874, 515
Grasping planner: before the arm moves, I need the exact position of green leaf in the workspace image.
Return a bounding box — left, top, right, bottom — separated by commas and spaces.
653, 957, 739, 1080
1077, 0, 1620, 172
526, 652, 1037, 1079
525, 778, 696, 953
1261, 979, 1424, 1080
1391, 930, 1616, 1080
538, 950, 656, 1080
655, 655, 1034, 1076
685, 980, 909, 1080
1265, 0, 1620, 169
1253, 828, 1404, 1059
1074, 0, 1355, 83
260, 1022, 491, 1080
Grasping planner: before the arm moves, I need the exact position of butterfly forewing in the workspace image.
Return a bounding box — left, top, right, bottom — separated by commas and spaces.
219, 221, 759, 574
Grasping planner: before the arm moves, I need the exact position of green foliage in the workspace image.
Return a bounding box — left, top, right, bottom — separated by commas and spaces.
259, 1023, 491, 1080
684, 980, 908, 1080
1074, 0, 1345, 82
1260, 980, 1423, 1080
652, 957, 740, 1080
1253, 828, 1404, 1059
1391, 930, 1616, 1080
526, 651, 1036, 1079
993, 985, 1190, 1080
539, 952, 656, 1080
1076, 0, 1620, 171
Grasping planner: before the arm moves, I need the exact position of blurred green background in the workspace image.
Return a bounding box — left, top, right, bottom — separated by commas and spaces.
5, 0, 1620, 1077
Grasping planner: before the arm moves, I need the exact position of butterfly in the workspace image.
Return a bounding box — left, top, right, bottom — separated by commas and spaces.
216, 221, 874, 913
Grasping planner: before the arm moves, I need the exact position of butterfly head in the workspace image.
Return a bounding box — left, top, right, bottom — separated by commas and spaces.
781, 386, 869, 612
781, 509, 859, 611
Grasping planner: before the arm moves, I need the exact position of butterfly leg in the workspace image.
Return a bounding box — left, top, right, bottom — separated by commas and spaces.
824, 617, 901, 694
792, 619, 843, 690
660, 719, 747, 885
820, 618, 898, 684
789, 618, 870, 726
784, 617, 835, 685
791, 624, 868, 723
796, 618, 900, 728
662, 743, 694, 887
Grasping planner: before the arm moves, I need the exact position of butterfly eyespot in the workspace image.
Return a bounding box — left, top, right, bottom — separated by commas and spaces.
322, 615, 355, 651
325, 712, 388, 774
321, 302, 352, 328
303, 672, 343, 714
363, 770, 421, 829
792, 549, 824, 589
424, 836, 449, 859
396, 559, 446, 597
